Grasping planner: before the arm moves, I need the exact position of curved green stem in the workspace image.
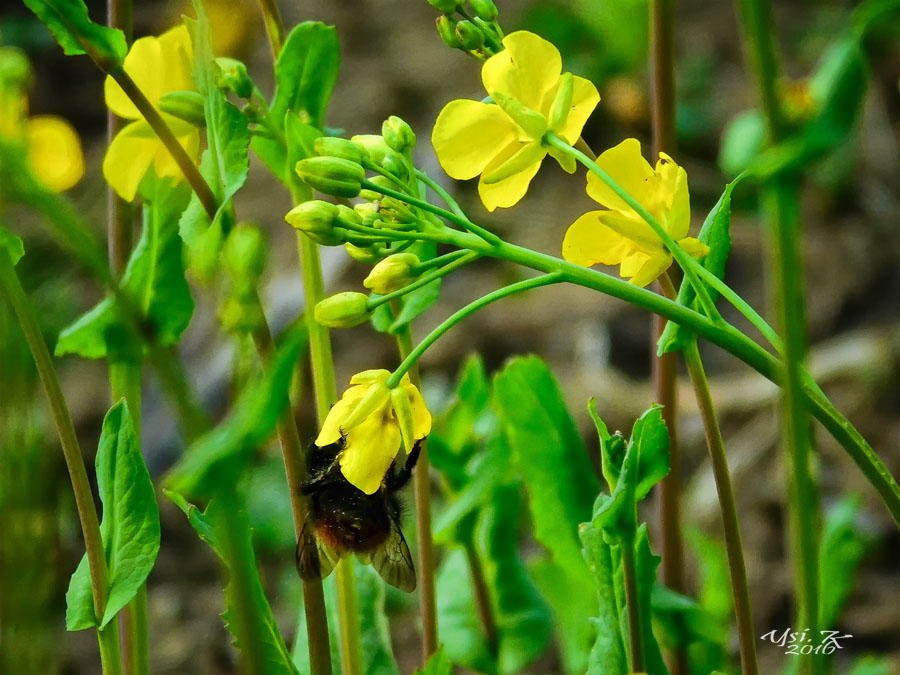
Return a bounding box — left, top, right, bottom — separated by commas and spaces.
387, 273, 564, 387
543, 132, 722, 323
683, 340, 759, 675
0, 249, 122, 675
368, 252, 480, 310
413, 249, 470, 273
415, 169, 466, 218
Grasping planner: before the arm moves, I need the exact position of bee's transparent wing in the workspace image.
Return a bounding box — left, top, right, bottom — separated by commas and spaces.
371, 521, 416, 592
296, 522, 339, 582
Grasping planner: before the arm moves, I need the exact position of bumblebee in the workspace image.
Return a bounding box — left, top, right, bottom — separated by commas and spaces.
296, 439, 420, 592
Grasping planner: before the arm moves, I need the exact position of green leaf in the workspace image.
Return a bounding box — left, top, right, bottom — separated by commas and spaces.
436, 548, 497, 674
658, 176, 744, 356
847, 655, 895, 675
492, 356, 598, 674
492, 355, 599, 575
819, 495, 871, 627
56, 179, 194, 360
414, 647, 453, 675
0, 226, 25, 265
633, 526, 667, 675
166, 492, 300, 674
165, 328, 305, 498
64, 555, 95, 630
66, 400, 160, 629
356, 564, 401, 675
718, 109, 766, 177
685, 528, 733, 673
22, 0, 126, 62
587, 398, 625, 493
479, 483, 554, 674
271, 23, 339, 130
630, 406, 670, 501
579, 523, 627, 675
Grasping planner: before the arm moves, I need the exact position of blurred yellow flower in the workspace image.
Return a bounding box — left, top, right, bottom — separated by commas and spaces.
432, 30, 599, 212
103, 25, 200, 201
26, 115, 85, 192
562, 138, 709, 287
316, 369, 431, 495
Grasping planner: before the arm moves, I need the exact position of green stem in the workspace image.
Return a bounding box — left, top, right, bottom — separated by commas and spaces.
368, 252, 480, 310
736, 1, 820, 668
620, 533, 645, 672
414, 169, 466, 218
390, 308, 439, 659
412, 249, 470, 273
543, 132, 722, 323
387, 273, 564, 387
648, 2, 688, 669
249, 303, 333, 675
683, 340, 759, 675
0, 249, 121, 675
335, 560, 362, 675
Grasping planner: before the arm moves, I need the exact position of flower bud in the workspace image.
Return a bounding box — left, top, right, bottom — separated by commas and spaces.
314, 136, 368, 164
335, 203, 363, 228
436, 16, 463, 50
216, 57, 253, 99
0, 47, 32, 90
295, 156, 365, 198
285, 200, 346, 246
427, 0, 461, 12
314, 292, 372, 328
455, 21, 485, 51
364, 253, 420, 295
351, 134, 391, 166
223, 223, 267, 286
345, 242, 385, 263
382, 116, 416, 154
382, 150, 408, 180
158, 90, 206, 127
471, 0, 498, 21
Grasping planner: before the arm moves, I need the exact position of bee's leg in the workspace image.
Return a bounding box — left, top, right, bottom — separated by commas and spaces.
388, 441, 422, 491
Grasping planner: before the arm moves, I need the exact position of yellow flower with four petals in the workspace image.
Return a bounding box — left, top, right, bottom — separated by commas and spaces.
562, 138, 709, 287
316, 370, 432, 495
103, 25, 200, 201
432, 31, 599, 211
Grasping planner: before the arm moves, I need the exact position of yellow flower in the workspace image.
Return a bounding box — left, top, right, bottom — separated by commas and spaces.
103, 25, 200, 201
432, 30, 599, 212
26, 116, 85, 192
562, 138, 709, 287
316, 370, 432, 495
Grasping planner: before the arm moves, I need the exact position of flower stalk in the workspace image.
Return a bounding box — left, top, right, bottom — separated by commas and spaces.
0, 248, 122, 675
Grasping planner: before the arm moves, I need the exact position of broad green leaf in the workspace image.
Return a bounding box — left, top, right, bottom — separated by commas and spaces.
719, 109, 765, 177
271, 23, 339, 131
178, 149, 226, 280
56, 179, 194, 360
0, 226, 24, 265
580, 523, 627, 675
356, 564, 400, 675
66, 400, 160, 629
819, 495, 871, 627
651, 584, 726, 651
436, 548, 496, 674
630, 406, 670, 501
64, 554, 94, 630
414, 647, 453, 675
658, 176, 744, 356
166, 492, 300, 674
22, 0, 126, 62
165, 328, 305, 498
492, 355, 599, 575
479, 483, 553, 674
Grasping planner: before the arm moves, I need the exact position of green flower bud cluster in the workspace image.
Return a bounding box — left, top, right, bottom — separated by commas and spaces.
430, 1, 502, 59
219, 223, 268, 334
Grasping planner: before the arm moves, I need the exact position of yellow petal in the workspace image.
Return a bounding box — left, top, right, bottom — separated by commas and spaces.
403, 381, 432, 440
482, 31, 562, 113
555, 75, 600, 144
477, 145, 543, 211
626, 252, 672, 287
349, 369, 391, 385
656, 154, 691, 239
562, 210, 637, 267
105, 25, 194, 119
432, 99, 519, 180
586, 138, 655, 213
315, 385, 368, 446
340, 408, 400, 494
678, 237, 710, 258
26, 115, 85, 192
103, 122, 159, 201
150, 116, 200, 180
